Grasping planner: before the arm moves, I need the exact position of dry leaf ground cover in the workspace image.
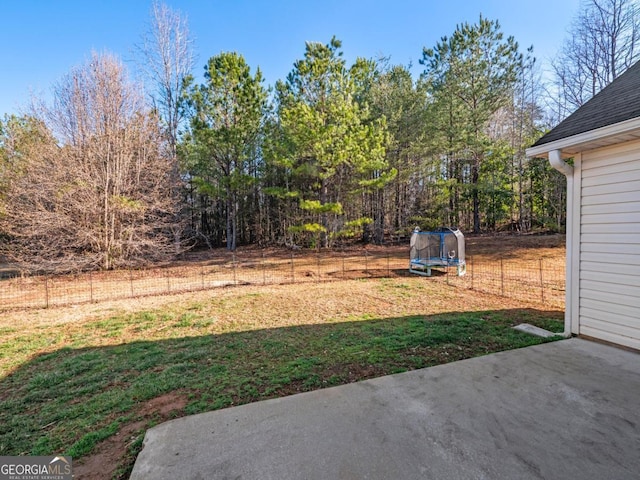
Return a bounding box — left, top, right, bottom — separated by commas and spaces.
0, 234, 566, 479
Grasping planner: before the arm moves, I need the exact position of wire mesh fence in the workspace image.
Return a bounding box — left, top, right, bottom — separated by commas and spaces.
0, 250, 565, 311
444, 256, 565, 307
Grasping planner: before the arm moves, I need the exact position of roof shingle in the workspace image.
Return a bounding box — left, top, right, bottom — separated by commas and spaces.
532, 60, 640, 147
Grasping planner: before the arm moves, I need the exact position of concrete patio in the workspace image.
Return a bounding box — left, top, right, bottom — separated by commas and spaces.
130, 338, 640, 480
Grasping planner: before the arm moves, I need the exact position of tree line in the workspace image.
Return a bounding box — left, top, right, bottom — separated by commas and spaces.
1, 0, 639, 272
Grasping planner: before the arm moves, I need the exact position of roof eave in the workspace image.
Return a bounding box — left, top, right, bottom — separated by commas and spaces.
526, 116, 640, 158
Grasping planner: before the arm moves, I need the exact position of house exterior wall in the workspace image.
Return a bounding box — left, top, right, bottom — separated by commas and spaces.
580, 138, 640, 350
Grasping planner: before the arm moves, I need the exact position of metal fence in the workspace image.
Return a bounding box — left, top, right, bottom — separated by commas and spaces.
0, 251, 565, 311
445, 256, 565, 307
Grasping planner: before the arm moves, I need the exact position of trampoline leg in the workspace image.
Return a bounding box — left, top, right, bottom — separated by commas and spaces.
409, 266, 432, 277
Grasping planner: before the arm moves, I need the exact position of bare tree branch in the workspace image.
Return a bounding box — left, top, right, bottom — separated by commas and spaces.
136, 1, 195, 155
0, 53, 184, 273
551, 0, 640, 118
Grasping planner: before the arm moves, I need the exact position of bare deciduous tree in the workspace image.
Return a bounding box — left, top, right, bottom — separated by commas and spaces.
551, 0, 640, 118
137, 1, 195, 155
136, 1, 195, 251
0, 52, 183, 272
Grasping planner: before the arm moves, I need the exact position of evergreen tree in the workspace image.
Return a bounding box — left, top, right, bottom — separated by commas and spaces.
271, 37, 392, 247
366, 63, 430, 236
422, 15, 522, 233
184, 52, 268, 250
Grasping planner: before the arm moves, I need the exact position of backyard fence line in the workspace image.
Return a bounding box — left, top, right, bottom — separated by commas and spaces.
443, 256, 565, 308
0, 251, 565, 311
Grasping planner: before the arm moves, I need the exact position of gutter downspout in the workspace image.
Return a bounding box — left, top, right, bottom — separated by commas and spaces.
549, 149, 573, 338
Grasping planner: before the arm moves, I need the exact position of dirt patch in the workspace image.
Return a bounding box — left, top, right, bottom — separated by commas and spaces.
73, 392, 188, 480
465, 232, 565, 260
73, 420, 146, 480
143, 392, 189, 417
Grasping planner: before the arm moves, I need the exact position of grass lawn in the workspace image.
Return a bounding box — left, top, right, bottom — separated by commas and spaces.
0, 277, 564, 478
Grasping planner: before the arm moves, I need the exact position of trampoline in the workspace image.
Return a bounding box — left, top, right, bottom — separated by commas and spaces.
409, 227, 466, 276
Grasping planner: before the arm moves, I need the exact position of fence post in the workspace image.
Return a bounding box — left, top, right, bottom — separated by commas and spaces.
44, 275, 50, 308
364, 250, 368, 274
342, 251, 346, 279
166, 269, 170, 293
233, 253, 237, 284
500, 259, 505, 296
262, 252, 267, 285
201, 265, 205, 289
89, 271, 94, 303
539, 258, 545, 303
290, 252, 295, 283
470, 256, 474, 290
317, 251, 321, 281
387, 253, 390, 277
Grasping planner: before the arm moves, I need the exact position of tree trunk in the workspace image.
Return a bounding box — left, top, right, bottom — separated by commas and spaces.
472, 158, 480, 234
226, 189, 235, 251
373, 187, 385, 244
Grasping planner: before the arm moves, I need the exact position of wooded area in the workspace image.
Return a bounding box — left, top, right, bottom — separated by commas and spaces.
1, 0, 638, 272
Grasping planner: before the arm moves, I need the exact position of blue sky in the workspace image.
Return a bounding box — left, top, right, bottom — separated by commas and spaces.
1, 0, 581, 116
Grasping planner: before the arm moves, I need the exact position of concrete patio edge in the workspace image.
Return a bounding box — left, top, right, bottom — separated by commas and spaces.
130, 338, 640, 480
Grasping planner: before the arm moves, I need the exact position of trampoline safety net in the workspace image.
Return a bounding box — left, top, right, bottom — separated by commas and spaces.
409, 227, 466, 276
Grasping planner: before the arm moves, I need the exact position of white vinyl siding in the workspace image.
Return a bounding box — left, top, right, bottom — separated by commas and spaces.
580, 139, 640, 350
